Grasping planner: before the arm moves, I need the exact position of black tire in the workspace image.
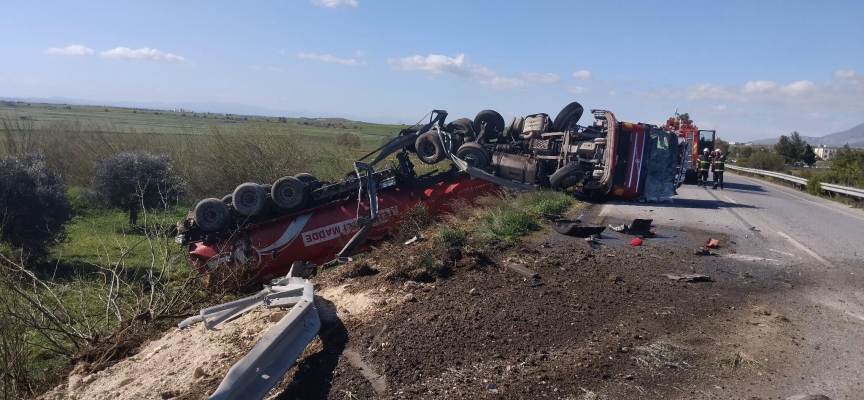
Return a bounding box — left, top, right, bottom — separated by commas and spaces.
232, 183, 267, 216
221, 194, 233, 205
473, 110, 505, 141
294, 173, 318, 183
415, 131, 447, 164
549, 163, 585, 190
552, 102, 585, 132
271, 176, 307, 210
456, 142, 491, 169
194, 198, 229, 232
445, 118, 475, 137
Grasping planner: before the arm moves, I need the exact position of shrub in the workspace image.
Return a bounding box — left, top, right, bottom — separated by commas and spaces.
0, 154, 72, 258
91, 151, 186, 226
745, 151, 786, 172
334, 132, 362, 148
433, 227, 468, 248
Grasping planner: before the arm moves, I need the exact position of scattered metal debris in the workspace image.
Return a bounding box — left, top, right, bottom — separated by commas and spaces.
665, 274, 714, 282
506, 262, 541, 280
609, 218, 656, 236
549, 218, 606, 237
404, 235, 425, 245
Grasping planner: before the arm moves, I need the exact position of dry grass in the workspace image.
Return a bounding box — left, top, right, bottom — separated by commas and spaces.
633, 341, 690, 372
717, 351, 763, 372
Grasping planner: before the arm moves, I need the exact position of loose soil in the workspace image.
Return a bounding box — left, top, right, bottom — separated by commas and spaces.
39, 204, 842, 400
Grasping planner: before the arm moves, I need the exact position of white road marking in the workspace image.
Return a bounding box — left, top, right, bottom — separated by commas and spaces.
723, 195, 737, 204
769, 248, 798, 258
776, 231, 833, 267
724, 254, 780, 263
733, 174, 864, 223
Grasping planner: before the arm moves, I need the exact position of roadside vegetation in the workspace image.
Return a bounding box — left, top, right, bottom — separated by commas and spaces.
0, 101, 581, 398
727, 132, 863, 205
0, 102, 416, 398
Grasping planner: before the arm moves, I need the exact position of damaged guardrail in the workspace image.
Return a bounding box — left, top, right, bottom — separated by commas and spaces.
179, 262, 321, 400
727, 165, 864, 200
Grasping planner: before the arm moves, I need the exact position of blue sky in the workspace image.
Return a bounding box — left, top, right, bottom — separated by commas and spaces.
1, 0, 862, 142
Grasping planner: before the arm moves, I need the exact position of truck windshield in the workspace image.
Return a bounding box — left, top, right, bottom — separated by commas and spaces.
643, 129, 678, 201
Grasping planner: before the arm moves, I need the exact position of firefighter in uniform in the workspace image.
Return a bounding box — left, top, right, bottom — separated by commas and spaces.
712, 149, 726, 190
697, 148, 712, 187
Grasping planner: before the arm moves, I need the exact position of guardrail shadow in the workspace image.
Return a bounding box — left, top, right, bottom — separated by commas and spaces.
275, 297, 347, 400
722, 181, 769, 194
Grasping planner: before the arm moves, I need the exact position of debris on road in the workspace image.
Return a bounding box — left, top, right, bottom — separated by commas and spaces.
629, 238, 643, 246
549, 218, 606, 237
694, 248, 719, 256
704, 238, 719, 248
609, 218, 656, 236
506, 262, 541, 280
786, 395, 832, 400
665, 274, 714, 282
404, 235, 425, 245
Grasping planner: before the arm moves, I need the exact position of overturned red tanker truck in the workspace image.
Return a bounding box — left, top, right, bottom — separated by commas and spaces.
176, 102, 680, 286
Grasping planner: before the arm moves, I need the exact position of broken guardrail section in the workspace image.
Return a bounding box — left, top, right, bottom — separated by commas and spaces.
178, 262, 321, 400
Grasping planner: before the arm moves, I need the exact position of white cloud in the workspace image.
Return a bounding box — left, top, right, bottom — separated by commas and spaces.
100, 47, 188, 64
312, 0, 358, 8
608, 91, 617, 96
479, 77, 529, 91
387, 53, 495, 78
833, 70, 857, 79
572, 70, 594, 81
833, 70, 861, 85
355, 50, 366, 58
632, 72, 864, 114
567, 86, 589, 94
249, 65, 262, 70
44, 44, 94, 56
713, 105, 727, 111
297, 52, 364, 66
521, 72, 559, 84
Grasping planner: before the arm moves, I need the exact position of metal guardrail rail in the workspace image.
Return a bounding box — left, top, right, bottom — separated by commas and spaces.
727, 165, 864, 200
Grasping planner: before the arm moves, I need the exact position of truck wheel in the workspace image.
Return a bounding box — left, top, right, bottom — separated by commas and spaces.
446, 118, 475, 138
232, 183, 267, 216
194, 198, 229, 232
456, 142, 490, 169
221, 194, 233, 205
550, 163, 585, 190
294, 173, 318, 183
553, 102, 584, 132
415, 131, 446, 164
271, 176, 307, 210
473, 110, 505, 141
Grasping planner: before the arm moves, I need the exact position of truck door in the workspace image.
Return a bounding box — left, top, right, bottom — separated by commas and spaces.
698, 130, 716, 153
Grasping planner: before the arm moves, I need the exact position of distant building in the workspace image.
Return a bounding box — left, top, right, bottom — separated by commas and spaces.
814, 145, 835, 161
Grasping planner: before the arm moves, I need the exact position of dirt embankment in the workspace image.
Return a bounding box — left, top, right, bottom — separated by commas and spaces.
40, 208, 827, 400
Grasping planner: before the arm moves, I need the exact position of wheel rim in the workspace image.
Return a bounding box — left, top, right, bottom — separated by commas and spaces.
278, 185, 296, 202
240, 191, 258, 208
419, 141, 437, 158
202, 207, 218, 223
463, 153, 482, 168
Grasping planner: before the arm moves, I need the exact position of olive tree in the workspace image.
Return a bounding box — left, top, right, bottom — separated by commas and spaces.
91, 152, 186, 226
0, 154, 72, 258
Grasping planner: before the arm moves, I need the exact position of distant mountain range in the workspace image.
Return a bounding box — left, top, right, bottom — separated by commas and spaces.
0, 96, 402, 125
750, 122, 864, 148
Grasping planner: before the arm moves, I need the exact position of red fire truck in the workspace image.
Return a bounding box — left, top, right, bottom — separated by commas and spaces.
662, 112, 716, 185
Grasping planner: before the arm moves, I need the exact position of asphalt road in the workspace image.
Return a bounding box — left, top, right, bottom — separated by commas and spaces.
594, 172, 864, 399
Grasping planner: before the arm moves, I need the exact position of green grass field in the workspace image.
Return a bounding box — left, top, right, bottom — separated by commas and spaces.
0, 100, 404, 145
